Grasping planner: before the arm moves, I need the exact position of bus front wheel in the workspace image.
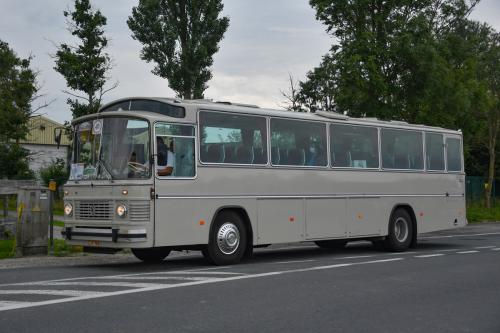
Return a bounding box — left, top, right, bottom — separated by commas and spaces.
385, 208, 413, 252
132, 247, 171, 262
203, 211, 247, 265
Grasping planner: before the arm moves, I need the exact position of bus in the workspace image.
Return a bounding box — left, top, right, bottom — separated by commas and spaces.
61, 97, 466, 265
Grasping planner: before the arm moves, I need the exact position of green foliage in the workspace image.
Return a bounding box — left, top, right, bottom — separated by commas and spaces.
467, 202, 500, 223
128, 0, 230, 99
0, 40, 37, 143
0, 143, 35, 180
52, 239, 83, 257
0, 238, 15, 259
39, 158, 69, 199
54, 0, 114, 119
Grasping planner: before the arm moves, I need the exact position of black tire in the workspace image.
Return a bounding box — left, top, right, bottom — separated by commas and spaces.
314, 239, 348, 249
203, 211, 247, 265
132, 247, 171, 262
384, 208, 413, 252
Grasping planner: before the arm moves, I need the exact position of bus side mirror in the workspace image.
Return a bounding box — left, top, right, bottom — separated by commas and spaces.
54, 128, 63, 149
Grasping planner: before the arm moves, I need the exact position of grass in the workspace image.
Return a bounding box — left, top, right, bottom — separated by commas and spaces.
53, 220, 65, 227
0, 238, 15, 259
466, 203, 500, 223
51, 239, 83, 257
0, 238, 83, 259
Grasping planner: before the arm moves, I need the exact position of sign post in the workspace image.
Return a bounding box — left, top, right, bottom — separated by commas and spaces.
48, 179, 56, 254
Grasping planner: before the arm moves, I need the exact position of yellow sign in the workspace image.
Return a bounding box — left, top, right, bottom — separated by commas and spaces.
49, 181, 57, 192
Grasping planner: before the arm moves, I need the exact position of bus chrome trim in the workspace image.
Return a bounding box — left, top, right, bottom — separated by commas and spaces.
155, 193, 463, 200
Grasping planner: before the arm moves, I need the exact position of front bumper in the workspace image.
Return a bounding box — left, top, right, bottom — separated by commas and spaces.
62, 226, 147, 243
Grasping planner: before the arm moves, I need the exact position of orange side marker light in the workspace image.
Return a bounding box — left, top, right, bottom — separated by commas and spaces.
289, 216, 295, 222
199, 220, 205, 226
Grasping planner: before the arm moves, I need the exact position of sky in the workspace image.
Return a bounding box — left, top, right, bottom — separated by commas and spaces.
0, 0, 499, 124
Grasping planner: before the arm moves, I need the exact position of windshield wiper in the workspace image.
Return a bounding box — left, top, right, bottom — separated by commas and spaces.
97, 159, 113, 180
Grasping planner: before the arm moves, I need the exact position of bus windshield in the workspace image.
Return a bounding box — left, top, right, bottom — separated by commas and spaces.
70, 117, 151, 180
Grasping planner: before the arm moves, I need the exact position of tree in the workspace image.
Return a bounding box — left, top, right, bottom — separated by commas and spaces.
40, 158, 69, 199
301, 0, 481, 121
128, 0, 229, 99
280, 73, 304, 112
54, 0, 116, 119
0, 40, 38, 179
476, 27, 500, 208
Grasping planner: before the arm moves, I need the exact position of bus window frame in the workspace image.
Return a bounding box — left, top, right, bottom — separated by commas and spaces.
153, 121, 198, 180
379, 127, 425, 172
445, 135, 464, 173
424, 131, 446, 173
269, 116, 329, 169
197, 109, 270, 167
329, 122, 380, 171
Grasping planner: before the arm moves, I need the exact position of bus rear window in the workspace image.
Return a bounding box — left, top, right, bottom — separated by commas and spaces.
446, 138, 462, 172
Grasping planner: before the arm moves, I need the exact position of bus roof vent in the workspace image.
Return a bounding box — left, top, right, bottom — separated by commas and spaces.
315, 110, 349, 120
215, 101, 260, 108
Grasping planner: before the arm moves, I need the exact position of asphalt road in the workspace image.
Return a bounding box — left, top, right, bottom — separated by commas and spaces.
1, 223, 500, 333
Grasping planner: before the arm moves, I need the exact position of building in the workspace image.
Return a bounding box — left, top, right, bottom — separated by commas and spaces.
19, 116, 71, 176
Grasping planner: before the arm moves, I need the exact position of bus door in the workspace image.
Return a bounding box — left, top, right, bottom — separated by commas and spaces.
153, 123, 197, 246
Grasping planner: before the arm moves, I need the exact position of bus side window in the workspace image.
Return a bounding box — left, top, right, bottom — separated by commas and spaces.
199, 111, 267, 165
426, 133, 445, 171
381, 129, 423, 170
331, 124, 378, 168
271, 118, 327, 167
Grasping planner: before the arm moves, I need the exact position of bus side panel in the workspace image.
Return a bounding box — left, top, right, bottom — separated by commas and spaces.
305, 198, 347, 240
154, 198, 259, 247
257, 199, 304, 244
346, 197, 386, 237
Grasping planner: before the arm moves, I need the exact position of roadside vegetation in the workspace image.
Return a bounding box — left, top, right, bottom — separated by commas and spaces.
0, 238, 82, 259
467, 202, 500, 223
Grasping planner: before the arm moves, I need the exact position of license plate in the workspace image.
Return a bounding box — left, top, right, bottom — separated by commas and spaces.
87, 240, 100, 247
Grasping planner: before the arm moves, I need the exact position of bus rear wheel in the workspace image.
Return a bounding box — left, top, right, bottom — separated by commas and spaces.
314, 240, 347, 249
385, 208, 413, 252
132, 247, 171, 262
203, 211, 247, 265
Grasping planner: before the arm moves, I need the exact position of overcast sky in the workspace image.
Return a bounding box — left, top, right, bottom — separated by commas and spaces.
0, 0, 498, 124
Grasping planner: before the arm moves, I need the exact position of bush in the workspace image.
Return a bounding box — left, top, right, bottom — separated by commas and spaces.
40, 158, 68, 199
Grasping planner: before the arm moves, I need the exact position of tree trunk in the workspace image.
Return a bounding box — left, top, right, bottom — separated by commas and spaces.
485, 116, 499, 208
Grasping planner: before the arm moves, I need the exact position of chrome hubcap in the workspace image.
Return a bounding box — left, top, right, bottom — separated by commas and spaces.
217, 222, 240, 255
394, 217, 409, 243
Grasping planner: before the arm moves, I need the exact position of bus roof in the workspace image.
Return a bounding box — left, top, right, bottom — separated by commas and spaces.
92, 97, 462, 135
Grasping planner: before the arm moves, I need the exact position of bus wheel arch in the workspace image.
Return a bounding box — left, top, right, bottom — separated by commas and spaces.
204, 206, 254, 265
385, 204, 418, 251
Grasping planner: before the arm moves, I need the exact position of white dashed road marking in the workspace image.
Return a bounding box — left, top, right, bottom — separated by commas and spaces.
457, 251, 480, 254
0, 290, 108, 297
415, 254, 446, 258
272, 260, 316, 264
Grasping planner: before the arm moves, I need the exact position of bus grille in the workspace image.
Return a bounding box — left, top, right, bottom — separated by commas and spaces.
75, 200, 113, 220
129, 201, 150, 221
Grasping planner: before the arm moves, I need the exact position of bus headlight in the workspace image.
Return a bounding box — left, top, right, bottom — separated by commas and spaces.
116, 204, 128, 218
64, 203, 73, 216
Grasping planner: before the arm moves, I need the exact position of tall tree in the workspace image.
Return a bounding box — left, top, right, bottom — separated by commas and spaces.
128, 0, 229, 99
54, 0, 116, 119
0, 40, 37, 179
